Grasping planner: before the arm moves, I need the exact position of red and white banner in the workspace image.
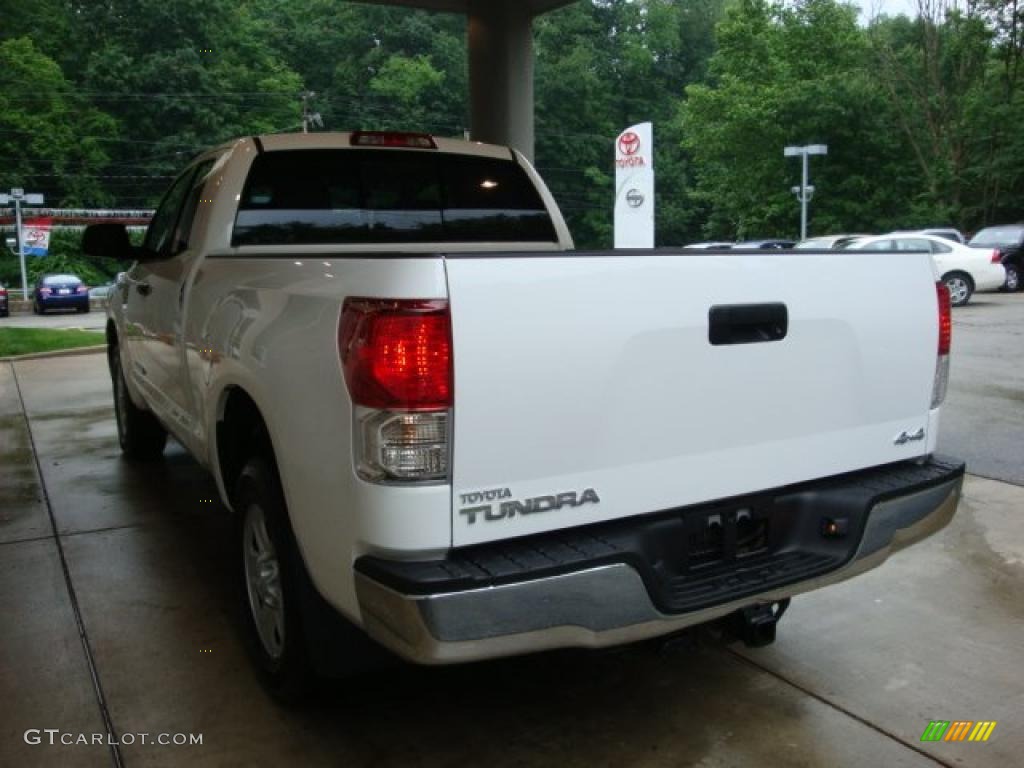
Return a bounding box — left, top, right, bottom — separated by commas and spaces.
614, 122, 654, 248
23, 217, 53, 256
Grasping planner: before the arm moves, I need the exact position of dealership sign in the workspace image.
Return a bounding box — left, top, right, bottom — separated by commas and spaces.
23, 218, 53, 256
614, 122, 654, 248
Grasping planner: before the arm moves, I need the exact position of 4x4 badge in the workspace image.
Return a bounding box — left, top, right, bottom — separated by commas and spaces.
894, 427, 925, 445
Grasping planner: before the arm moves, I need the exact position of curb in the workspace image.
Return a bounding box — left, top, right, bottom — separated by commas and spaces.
0, 345, 107, 363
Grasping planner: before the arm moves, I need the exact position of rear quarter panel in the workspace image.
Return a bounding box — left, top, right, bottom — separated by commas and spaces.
183, 254, 451, 621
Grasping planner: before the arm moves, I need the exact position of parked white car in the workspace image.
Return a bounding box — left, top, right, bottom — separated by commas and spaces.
846, 233, 1005, 306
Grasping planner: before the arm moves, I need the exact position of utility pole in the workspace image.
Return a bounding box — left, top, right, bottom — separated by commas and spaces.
783, 144, 827, 240
300, 91, 322, 133
0, 188, 45, 299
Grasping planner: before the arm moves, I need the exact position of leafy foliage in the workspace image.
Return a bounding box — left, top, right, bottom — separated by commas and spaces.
1, 0, 1023, 248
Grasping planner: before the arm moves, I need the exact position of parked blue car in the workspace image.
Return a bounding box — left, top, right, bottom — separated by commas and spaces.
33, 274, 90, 314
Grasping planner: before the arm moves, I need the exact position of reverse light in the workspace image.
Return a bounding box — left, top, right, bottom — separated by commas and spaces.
350, 131, 437, 150
356, 409, 449, 481
340, 298, 452, 482
932, 282, 952, 408
990, 249, 1002, 264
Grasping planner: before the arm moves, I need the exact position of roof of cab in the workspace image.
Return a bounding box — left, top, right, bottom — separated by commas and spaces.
249, 131, 515, 160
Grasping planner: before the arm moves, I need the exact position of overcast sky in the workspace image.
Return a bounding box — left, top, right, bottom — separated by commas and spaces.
855, 0, 920, 20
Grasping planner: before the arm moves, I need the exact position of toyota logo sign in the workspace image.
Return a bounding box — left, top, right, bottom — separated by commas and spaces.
618, 131, 641, 156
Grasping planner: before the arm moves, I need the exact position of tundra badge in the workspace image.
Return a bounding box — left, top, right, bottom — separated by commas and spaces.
459, 488, 601, 525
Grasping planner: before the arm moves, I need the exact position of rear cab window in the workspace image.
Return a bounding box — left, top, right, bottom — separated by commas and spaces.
232, 149, 558, 246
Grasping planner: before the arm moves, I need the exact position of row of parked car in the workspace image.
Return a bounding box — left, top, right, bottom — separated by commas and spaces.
685, 225, 1024, 306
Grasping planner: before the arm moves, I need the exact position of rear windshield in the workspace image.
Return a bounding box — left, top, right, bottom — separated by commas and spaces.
43, 274, 80, 285
232, 149, 557, 246
969, 225, 1024, 246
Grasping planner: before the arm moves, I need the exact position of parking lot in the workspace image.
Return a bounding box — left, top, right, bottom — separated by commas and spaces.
2, 295, 1022, 767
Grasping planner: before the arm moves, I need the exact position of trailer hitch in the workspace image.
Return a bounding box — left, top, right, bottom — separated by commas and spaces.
729, 599, 790, 648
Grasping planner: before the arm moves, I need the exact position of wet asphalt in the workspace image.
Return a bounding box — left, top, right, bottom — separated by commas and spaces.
1, 295, 1022, 767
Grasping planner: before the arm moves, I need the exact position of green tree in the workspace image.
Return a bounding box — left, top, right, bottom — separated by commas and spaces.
681, 0, 925, 239
0, 37, 117, 206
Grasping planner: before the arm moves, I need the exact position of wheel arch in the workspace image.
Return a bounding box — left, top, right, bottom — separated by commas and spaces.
213, 384, 279, 512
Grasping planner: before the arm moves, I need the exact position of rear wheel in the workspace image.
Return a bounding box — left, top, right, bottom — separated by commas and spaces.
77, 304, 90, 314
1004, 263, 1020, 293
33, 300, 42, 315
111, 349, 167, 460
943, 272, 973, 307
236, 456, 315, 702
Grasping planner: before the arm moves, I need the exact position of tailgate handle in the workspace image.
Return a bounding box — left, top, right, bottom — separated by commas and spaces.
709, 303, 788, 345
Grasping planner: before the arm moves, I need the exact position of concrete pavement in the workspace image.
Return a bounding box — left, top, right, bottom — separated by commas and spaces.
0, 308, 107, 330
938, 293, 1024, 486
2, 309, 1023, 765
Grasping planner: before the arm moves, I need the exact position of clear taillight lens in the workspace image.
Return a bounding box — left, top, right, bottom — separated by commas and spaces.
356, 409, 449, 482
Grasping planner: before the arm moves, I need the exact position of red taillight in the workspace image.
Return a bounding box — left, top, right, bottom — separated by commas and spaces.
991, 249, 1002, 264
339, 298, 452, 410
39, 287, 52, 295
350, 131, 437, 149
0, 286, 6, 295
936, 282, 952, 356
76, 285, 89, 293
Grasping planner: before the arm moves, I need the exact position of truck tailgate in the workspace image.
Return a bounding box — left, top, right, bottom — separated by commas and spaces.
446, 250, 939, 547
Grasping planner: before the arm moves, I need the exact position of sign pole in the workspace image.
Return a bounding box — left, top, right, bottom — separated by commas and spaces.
800, 153, 809, 241
15, 195, 27, 300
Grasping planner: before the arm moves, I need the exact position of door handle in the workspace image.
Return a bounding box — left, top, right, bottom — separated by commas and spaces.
136, 282, 152, 297
709, 303, 788, 345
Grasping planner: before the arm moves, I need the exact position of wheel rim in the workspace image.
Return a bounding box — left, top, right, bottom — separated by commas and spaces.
243, 502, 286, 660
1007, 267, 1020, 291
946, 277, 969, 305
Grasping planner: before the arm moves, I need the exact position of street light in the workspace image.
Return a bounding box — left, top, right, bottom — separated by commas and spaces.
784, 144, 827, 240
0, 188, 45, 300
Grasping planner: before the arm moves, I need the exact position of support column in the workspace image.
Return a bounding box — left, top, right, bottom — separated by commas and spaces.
467, 1, 534, 161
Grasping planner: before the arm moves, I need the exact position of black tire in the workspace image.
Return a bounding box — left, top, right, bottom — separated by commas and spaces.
33, 300, 42, 315
943, 272, 973, 307
236, 456, 316, 703
110, 348, 167, 460
78, 304, 90, 314
1004, 263, 1021, 293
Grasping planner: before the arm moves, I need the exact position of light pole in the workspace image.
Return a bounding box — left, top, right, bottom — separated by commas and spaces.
783, 144, 827, 240
0, 188, 45, 299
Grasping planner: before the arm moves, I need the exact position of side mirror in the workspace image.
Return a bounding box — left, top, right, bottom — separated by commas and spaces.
82, 223, 138, 261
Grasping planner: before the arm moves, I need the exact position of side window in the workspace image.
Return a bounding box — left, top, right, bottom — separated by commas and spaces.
895, 238, 931, 251
143, 169, 196, 256
170, 159, 217, 254
930, 240, 952, 254
861, 239, 893, 251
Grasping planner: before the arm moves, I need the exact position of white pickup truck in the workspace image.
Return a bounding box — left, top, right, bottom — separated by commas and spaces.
84, 131, 965, 699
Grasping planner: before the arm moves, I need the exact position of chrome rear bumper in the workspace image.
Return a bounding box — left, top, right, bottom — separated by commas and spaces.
355, 463, 963, 664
